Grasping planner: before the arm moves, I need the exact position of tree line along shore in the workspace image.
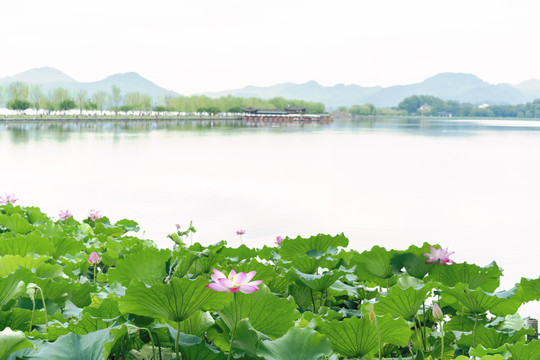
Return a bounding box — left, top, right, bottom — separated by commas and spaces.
2, 82, 540, 119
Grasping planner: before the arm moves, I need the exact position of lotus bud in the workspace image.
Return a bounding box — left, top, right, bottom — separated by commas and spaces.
432, 302, 444, 321
88, 252, 100, 264
26, 283, 38, 299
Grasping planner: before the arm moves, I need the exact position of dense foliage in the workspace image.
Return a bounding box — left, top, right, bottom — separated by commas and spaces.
0, 82, 326, 114
397, 95, 540, 118
0, 201, 538, 359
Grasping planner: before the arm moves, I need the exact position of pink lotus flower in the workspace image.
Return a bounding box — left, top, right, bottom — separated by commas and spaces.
88, 210, 102, 221
275, 236, 283, 245
206, 269, 263, 294
236, 229, 246, 235
59, 209, 73, 220
0, 194, 18, 205
422, 246, 454, 265
175, 223, 181, 230
432, 302, 444, 320
88, 252, 100, 264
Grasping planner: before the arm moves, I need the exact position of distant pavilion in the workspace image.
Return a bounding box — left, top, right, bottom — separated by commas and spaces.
242, 106, 307, 115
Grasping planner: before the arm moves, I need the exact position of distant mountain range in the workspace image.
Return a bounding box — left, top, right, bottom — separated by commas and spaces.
205, 73, 540, 108
0, 67, 178, 99
2, 67, 540, 109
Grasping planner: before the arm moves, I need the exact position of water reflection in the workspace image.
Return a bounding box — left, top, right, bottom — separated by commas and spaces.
2, 116, 540, 144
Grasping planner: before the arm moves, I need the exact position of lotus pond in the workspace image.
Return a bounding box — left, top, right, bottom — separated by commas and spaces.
0, 201, 539, 360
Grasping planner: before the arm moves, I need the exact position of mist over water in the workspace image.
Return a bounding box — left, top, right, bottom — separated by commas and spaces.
2, 117, 539, 316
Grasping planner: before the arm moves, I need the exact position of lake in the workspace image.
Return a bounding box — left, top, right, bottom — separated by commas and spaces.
1, 116, 539, 316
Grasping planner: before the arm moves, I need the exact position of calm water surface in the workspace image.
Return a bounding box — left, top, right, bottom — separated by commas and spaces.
1, 117, 539, 315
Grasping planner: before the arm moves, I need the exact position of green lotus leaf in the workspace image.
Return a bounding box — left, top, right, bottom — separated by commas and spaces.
374, 282, 433, 320
329, 280, 359, 298
266, 273, 290, 294
178, 310, 214, 337
0, 327, 34, 360
114, 219, 140, 233
517, 276, 540, 303
0, 268, 27, 308
441, 283, 522, 316
218, 284, 300, 339
468, 344, 510, 358
490, 313, 527, 331
30, 277, 77, 307
219, 244, 258, 261
170, 248, 199, 279
457, 325, 532, 349
0, 308, 36, 332
50, 235, 84, 258
257, 326, 332, 360
190, 250, 224, 275
428, 261, 503, 293
108, 247, 171, 285
24, 207, 49, 225
279, 233, 348, 261
93, 219, 125, 237
0, 255, 47, 277
508, 340, 540, 360
0, 213, 33, 234
318, 315, 410, 358
35, 263, 66, 279
118, 277, 230, 323
350, 245, 396, 281
231, 318, 263, 359
68, 313, 109, 335
0, 231, 51, 256
68, 282, 94, 308
222, 259, 276, 285
83, 298, 121, 321
288, 283, 313, 309
9, 328, 118, 360
288, 269, 344, 292
287, 254, 323, 274
181, 341, 226, 360
255, 245, 276, 261
390, 242, 435, 279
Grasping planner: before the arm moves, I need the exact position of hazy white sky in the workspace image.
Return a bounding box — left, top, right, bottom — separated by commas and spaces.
1, 0, 539, 94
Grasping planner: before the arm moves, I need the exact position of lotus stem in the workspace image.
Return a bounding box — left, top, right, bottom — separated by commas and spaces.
373, 314, 382, 360
227, 293, 238, 360
319, 291, 324, 308
422, 303, 426, 351
29, 296, 36, 332
473, 313, 479, 348
37, 286, 48, 333
94, 264, 97, 286
175, 321, 181, 360
414, 316, 426, 360
440, 319, 445, 360
141, 328, 156, 360
310, 289, 317, 313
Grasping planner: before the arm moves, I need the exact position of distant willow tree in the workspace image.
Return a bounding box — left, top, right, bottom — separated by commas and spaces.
111, 86, 122, 112
92, 91, 109, 111
8, 82, 29, 101
75, 90, 87, 114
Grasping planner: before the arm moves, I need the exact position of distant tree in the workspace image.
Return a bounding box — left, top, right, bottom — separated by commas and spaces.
29, 85, 44, 110
75, 89, 87, 114
50, 87, 70, 110
85, 102, 98, 110
92, 91, 108, 111
58, 99, 76, 111
9, 82, 29, 101
7, 99, 31, 111
111, 86, 122, 112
